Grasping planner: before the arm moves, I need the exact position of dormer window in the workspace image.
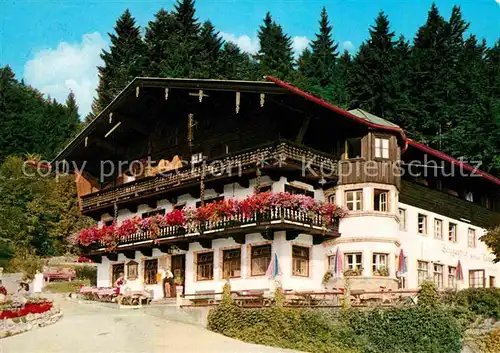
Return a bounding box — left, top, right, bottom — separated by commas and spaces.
345, 138, 362, 159
374, 137, 389, 159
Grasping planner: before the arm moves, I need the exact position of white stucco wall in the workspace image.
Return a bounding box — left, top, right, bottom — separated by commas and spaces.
93, 177, 499, 297
399, 202, 498, 289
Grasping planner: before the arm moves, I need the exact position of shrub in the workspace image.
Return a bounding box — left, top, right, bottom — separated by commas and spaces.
485, 327, 500, 353
418, 280, 439, 309
442, 288, 500, 320
75, 265, 97, 286
208, 304, 462, 353
345, 307, 462, 353
43, 279, 89, 293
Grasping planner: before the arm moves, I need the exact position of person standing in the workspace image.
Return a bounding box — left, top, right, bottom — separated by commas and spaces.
0, 280, 7, 296
163, 268, 174, 298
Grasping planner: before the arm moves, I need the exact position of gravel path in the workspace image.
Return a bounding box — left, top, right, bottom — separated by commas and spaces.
1, 296, 296, 353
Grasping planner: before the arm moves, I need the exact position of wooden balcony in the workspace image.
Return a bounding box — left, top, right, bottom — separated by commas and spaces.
85, 206, 340, 257
80, 140, 339, 216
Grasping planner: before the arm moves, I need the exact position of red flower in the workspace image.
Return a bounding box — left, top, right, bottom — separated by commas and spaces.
166, 209, 185, 226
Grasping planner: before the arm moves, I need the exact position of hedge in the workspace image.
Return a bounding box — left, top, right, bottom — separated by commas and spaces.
441, 288, 500, 320
208, 303, 462, 353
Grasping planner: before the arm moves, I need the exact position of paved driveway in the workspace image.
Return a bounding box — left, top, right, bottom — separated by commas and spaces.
1, 297, 295, 353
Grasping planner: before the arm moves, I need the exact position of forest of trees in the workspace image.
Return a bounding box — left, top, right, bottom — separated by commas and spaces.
1, 0, 500, 268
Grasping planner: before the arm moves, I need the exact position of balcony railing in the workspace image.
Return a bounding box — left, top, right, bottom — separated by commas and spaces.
88, 206, 340, 254
80, 140, 339, 213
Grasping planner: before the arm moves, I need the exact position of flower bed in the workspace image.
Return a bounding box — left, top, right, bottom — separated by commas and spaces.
70, 191, 347, 250
0, 300, 53, 320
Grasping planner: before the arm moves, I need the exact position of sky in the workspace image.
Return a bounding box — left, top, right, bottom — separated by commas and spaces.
1, 0, 499, 117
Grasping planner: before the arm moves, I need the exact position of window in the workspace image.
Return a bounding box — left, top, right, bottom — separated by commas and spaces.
328, 193, 336, 205
374, 189, 389, 212
258, 184, 272, 193
328, 255, 336, 272
469, 270, 485, 288
104, 219, 114, 227
372, 253, 388, 276
345, 253, 363, 270
418, 214, 427, 234
417, 261, 429, 285
465, 191, 474, 202
285, 184, 314, 198
345, 137, 362, 159
433, 264, 444, 288
196, 252, 214, 281
222, 249, 241, 279
111, 264, 124, 285
292, 245, 309, 277
449, 223, 457, 242
434, 219, 443, 239
126, 261, 138, 280
489, 276, 496, 288
144, 259, 158, 285
142, 209, 166, 219
251, 245, 271, 276
345, 190, 363, 211
374, 137, 390, 159
468, 228, 476, 248
448, 266, 457, 289
399, 208, 406, 230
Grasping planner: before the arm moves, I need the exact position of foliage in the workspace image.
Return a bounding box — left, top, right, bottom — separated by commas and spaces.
274, 286, 285, 308
256, 12, 294, 78
208, 304, 462, 353
221, 280, 232, 306
43, 280, 90, 293
6, 251, 44, 279
74, 266, 97, 286
481, 226, 500, 263
71, 191, 348, 249
0, 156, 95, 264
418, 280, 440, 309
92, 9, 146, 115
442, 288, 500, 320
344, 307, 462, 353
485, 327, 500, 353
0, 66, 81, 161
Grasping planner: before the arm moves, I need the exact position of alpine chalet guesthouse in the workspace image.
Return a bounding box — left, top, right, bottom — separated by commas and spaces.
53, 77, 500, 299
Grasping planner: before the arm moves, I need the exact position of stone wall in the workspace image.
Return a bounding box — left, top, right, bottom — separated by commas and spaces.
0, 306, 62, 338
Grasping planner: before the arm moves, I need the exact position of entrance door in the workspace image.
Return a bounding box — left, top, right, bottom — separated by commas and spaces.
171, 255, 185, 295
111, 263, 124, 286
490, 276, 496, 288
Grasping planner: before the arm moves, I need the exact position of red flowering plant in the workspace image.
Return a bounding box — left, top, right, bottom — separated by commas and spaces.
139, 215, 164, 242
101, 223, 118, 252
116, 217, 140, 239
165, 209, 185, 227
72, 191, 348, 248
74, 226, 102, 248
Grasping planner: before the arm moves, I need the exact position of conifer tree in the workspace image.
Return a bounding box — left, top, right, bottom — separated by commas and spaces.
158, 0, 202, 77
308, 7, 338, 86
218, 42, 259, 80
198, 20, 224, 78
93, 9, 145, 115
256, 12, 294, 78
348, 11, 397, 119
144, 9, 177, 76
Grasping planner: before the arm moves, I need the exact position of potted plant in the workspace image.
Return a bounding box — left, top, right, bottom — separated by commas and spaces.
374, 266, 389, 277
344, 267, 363, 277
